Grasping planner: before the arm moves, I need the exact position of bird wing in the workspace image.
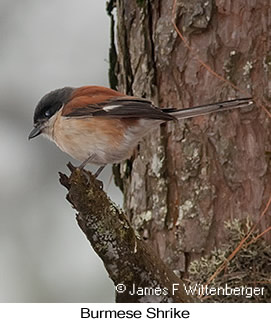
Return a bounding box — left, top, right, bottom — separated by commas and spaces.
62, 86, 174, 121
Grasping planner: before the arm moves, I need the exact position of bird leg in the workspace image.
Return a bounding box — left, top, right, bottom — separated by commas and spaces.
77, 154, 105, 188
94, 166, 105, 178
78, 154, 97, 170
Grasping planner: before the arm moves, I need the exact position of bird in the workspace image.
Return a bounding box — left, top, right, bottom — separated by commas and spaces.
28, 85, 253, 176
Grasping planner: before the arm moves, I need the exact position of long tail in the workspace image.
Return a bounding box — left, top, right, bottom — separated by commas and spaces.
168, 98, 253, 120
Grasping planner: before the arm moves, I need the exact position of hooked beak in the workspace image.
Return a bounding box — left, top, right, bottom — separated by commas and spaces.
28, 124, 42, 140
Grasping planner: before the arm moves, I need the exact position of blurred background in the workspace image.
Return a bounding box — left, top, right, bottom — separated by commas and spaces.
0, 0, 120, 302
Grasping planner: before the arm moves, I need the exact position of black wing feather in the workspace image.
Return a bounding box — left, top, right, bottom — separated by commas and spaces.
64, 97, 176, 121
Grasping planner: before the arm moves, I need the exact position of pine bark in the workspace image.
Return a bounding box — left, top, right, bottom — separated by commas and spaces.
113, 0, 271, 276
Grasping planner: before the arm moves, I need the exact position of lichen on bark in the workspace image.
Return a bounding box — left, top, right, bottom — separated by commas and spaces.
59, 163, 194, 303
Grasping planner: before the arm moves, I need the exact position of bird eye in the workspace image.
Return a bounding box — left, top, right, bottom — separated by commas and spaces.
43, 102, 63, 119
44, 110, 51, 117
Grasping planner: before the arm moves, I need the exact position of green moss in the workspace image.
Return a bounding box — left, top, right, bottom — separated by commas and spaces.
187, 218, 271, 302
106, 0, 118, 90
136, 0, 146, 8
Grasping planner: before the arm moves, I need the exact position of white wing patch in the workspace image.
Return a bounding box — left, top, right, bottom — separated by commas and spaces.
103, 104, 121, 112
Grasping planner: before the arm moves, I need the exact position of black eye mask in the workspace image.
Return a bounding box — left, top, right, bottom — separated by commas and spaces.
43, 102, 63, 119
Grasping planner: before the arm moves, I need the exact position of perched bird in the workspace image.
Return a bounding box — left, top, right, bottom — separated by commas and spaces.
29, 85, 253, 176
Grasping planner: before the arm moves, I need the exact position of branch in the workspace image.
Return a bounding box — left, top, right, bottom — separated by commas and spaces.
59, 163, 195, 303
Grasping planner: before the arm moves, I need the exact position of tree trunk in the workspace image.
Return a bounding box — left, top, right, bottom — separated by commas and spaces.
112, 0, 271, 279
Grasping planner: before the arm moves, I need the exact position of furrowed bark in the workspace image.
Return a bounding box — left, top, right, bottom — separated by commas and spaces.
114, 0, 271, 278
